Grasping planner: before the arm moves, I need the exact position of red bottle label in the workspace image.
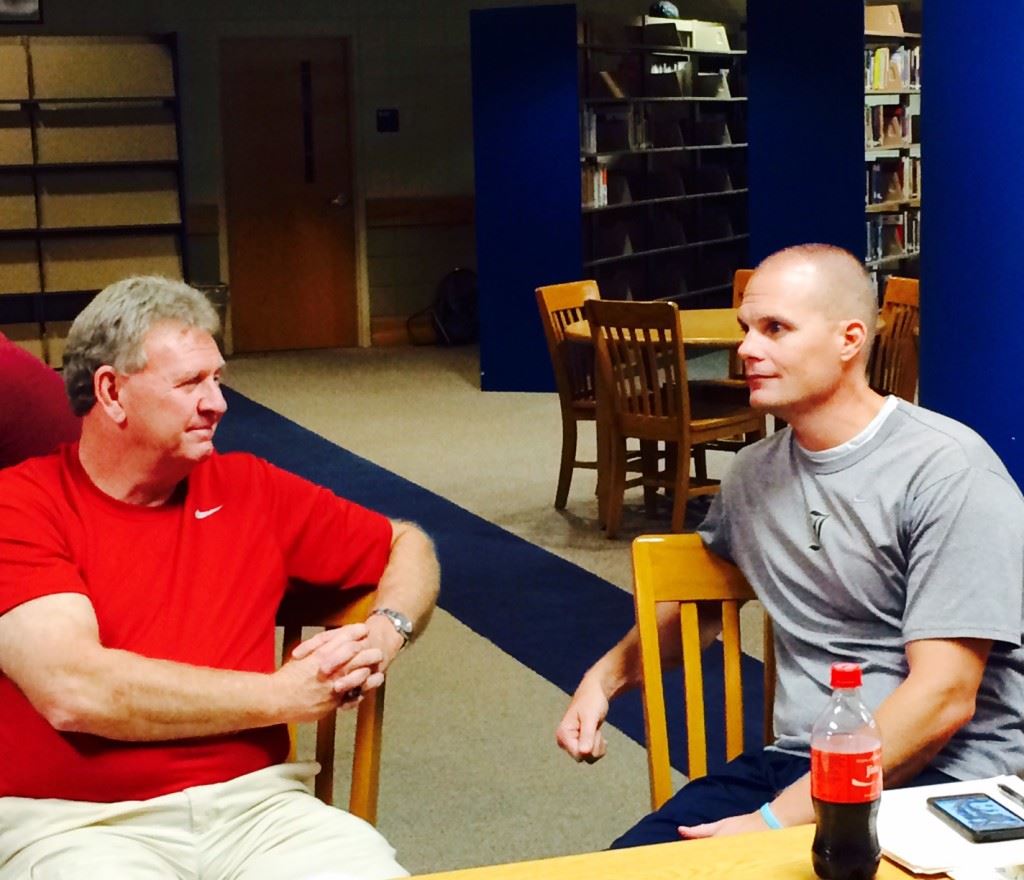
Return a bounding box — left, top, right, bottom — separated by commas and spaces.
811, 747, 882, 803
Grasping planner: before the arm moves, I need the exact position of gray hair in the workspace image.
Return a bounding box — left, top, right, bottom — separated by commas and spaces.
63, 276, 220, 416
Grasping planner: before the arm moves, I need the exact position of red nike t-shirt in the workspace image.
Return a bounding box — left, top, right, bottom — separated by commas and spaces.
0, 446, 392, 802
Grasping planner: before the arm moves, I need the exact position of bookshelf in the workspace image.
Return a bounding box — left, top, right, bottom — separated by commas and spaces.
579, 15, 748, 307
864, 5, 921, 298
0, 35, 187, 365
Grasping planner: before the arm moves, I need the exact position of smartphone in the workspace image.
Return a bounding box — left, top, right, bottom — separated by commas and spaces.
926, 793, 1024, 843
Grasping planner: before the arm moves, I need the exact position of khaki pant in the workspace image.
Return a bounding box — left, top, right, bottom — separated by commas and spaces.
0, 763, 407, 880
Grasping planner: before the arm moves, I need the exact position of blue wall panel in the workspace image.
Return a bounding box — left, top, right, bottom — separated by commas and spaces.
471, 5, 582, 392
747, 1, 864, 262
921, 8, 1024, 484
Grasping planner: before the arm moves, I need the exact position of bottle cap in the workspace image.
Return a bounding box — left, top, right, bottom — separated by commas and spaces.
830, 662, 862, 689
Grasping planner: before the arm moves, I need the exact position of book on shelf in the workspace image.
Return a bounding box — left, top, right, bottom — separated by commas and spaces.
864, 45, 921, 91
865, 161, 906, 205
900, 155, 921, 199
581, 107, 597, 154
882, 104, 910, 146
581, 164, 608, 207
866, 211, 918, 262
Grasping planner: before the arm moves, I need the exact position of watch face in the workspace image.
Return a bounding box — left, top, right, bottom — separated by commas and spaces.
376, 609, 412, 639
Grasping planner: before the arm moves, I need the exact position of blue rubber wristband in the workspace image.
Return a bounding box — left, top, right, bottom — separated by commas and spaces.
759, 802, 783, 830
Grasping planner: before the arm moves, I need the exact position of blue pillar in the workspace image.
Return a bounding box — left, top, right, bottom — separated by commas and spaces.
471, 4, 582, 392
921, 8, 1024, 483
747, 0, 864, 262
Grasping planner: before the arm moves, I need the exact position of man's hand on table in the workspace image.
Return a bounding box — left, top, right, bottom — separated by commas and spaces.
678, 810, 770, 839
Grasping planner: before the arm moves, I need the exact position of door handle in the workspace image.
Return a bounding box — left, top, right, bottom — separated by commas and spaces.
330, 193, 350, 208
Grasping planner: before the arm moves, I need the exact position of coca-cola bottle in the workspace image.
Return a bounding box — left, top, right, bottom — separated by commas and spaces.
811, 662, 882, 880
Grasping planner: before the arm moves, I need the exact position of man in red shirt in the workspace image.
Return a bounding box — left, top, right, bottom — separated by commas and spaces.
0, 277, 439, 880
0, 330, 81, 468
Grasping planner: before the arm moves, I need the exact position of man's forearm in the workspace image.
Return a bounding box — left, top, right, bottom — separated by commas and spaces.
586, 602, 721, 700
374, 521, 440, 634
44, 646, 284, 741
769, 644, 983, 827
769, 682, 969, 829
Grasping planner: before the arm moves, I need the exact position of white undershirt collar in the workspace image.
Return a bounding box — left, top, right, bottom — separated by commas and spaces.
799, 396, 899, 463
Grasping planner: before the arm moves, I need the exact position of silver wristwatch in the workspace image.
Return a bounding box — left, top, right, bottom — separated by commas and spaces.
370, 607, 413, 646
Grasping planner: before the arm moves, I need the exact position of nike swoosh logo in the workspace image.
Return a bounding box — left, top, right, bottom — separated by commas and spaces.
194, 506, 223, 520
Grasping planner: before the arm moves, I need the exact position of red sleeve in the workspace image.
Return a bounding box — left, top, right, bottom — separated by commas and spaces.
0, 462, 89, 616
0, 343, 81, 471
252, 457, 392, 588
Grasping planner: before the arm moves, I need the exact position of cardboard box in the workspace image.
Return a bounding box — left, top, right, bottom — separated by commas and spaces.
865, 5, 905, 35
639, 17, 730, 52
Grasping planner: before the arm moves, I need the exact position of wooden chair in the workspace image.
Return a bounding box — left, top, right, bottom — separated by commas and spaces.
277, 584, 385, 824
728, 269, 754, 380
869, 275, 919, 402
535, 281, 601, 509
585, 299, 765, 538
632, 533, 775, 810
536, 280, 648, 510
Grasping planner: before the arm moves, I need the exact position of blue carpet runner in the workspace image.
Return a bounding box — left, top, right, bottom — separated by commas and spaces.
217, 387, 765, 773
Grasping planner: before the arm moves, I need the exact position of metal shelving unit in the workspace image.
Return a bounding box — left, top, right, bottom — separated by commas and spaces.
579, 15, 748, 306
0, 34, 189, 363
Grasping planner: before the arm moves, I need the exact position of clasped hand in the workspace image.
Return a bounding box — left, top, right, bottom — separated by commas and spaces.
278, 623, 386, 722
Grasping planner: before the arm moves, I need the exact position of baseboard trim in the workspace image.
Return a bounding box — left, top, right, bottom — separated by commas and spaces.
370, 316, 412, 347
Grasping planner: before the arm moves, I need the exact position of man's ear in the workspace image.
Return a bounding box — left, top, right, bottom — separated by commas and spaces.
838, 319, 868, 364
93, 365, 127, 424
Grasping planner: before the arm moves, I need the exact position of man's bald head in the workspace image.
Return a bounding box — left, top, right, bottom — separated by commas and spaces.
754, 244, 877, 359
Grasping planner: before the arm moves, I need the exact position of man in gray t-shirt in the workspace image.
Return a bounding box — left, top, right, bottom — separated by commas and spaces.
555, 244, 1024, 847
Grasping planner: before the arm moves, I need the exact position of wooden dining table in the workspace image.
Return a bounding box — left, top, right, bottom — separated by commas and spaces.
412, 825, 932, 879
564, 307, 744, 349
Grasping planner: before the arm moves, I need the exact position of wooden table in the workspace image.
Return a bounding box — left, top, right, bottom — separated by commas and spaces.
413, 825, 928, 879
564, 307, 744, 349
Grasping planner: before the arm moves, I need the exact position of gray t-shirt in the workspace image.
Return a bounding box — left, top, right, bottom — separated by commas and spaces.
697, 400, 1024, 780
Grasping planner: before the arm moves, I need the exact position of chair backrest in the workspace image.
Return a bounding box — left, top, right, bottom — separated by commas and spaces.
535, 281, 600, 411
869, 275, 920, 401
584, 299, 689, 441
277, 584, 384, 825
632, 533, 775, 810
732, 268, 754, 307
729, 269, 755, 378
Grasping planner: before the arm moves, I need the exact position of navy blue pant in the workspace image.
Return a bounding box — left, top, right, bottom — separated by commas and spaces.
611, 748, 955, 849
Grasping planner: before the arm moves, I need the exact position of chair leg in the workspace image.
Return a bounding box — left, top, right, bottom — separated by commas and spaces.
640, 440, 660, 517
693, 445, 708, 483
670, 442, 691, 533
555, 415, 577, 510
604, 436, 627, 539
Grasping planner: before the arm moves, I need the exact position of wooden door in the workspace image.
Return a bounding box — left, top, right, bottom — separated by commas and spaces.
220, 38, 357, 351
